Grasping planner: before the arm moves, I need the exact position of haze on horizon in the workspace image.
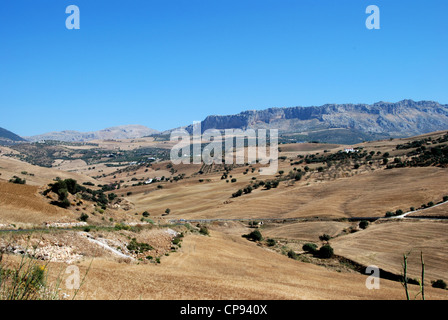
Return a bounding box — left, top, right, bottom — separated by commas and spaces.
0, 0, 447, 136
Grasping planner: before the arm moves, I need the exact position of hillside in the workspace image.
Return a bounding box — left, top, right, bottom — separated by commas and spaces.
0, 127, 26, 146
26, 125, 159, 142
178, 100, 448, 144
1, 130, 448, 300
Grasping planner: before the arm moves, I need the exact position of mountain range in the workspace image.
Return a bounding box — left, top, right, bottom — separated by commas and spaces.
24, 125, 159, 143
180, 99, 448, 144
2, 100, 448, 145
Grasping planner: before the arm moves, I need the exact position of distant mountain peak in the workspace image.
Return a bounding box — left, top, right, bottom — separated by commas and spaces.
26, 125, 159, 142
0, 127, 26, 145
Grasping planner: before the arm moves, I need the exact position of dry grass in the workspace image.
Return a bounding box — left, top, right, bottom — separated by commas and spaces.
0, 157, 97, 187
263, 221, 354, 242
127, 166, 448, 220
407, 202, 448, 217
332, 219, 448, 285
72, 230, 448, 300
0, 181, 73, 225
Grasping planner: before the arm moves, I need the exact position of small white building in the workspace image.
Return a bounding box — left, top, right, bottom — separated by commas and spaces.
145, 179, 153, 184
344, 148, 355, 153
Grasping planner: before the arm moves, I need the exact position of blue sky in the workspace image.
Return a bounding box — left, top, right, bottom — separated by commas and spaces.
0, 0, 447, 136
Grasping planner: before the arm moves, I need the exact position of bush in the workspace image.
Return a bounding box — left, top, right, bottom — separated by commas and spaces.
319, 234, 331, 242
199, 226, 209, 236
142, 211, 150, 217
243, 230, 263, 242
231, 178, 237, 183
0, 256, 63, 300
9, 176, 26, 184
232, 189, 243, 198
318, 244, 334, 259
127, 238, 153, 254
51, 198, 71, 209
79, 213, 89, 222
287, 250, 298, 260
385, 211, 394, 217
432, 279, 447, 290
302, 243, 318, 254
266, 239, 276, 246
359, 220, 369, 229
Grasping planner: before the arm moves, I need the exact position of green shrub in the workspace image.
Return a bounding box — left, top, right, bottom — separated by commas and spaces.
319, 234, 331, 242
302, 243, 318, 253
114, 223, 131, 231
432, 279, 447, 289
127, 238, 153, 254
287, 250, 298, 260
359, 220, 369, 229
9, 176, 26, 184
199, 226, 209, 236
232, 189, 243, 198
172, 237, 182, 245
385, 211, 394, 217
266, 239, 276, 247
243, 230, 263, 242
79, 213, 89, 222
51, 198, 71, 209
318, 245, 334, 259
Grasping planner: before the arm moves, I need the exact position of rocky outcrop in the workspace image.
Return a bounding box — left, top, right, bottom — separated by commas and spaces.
181, 100, 448, 143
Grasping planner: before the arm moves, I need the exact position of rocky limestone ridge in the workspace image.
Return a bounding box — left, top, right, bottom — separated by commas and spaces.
178, 99, 448, 144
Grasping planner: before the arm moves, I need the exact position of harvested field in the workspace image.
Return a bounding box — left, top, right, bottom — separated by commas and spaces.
70, 230, 448, 300
332, 220, 448, 285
